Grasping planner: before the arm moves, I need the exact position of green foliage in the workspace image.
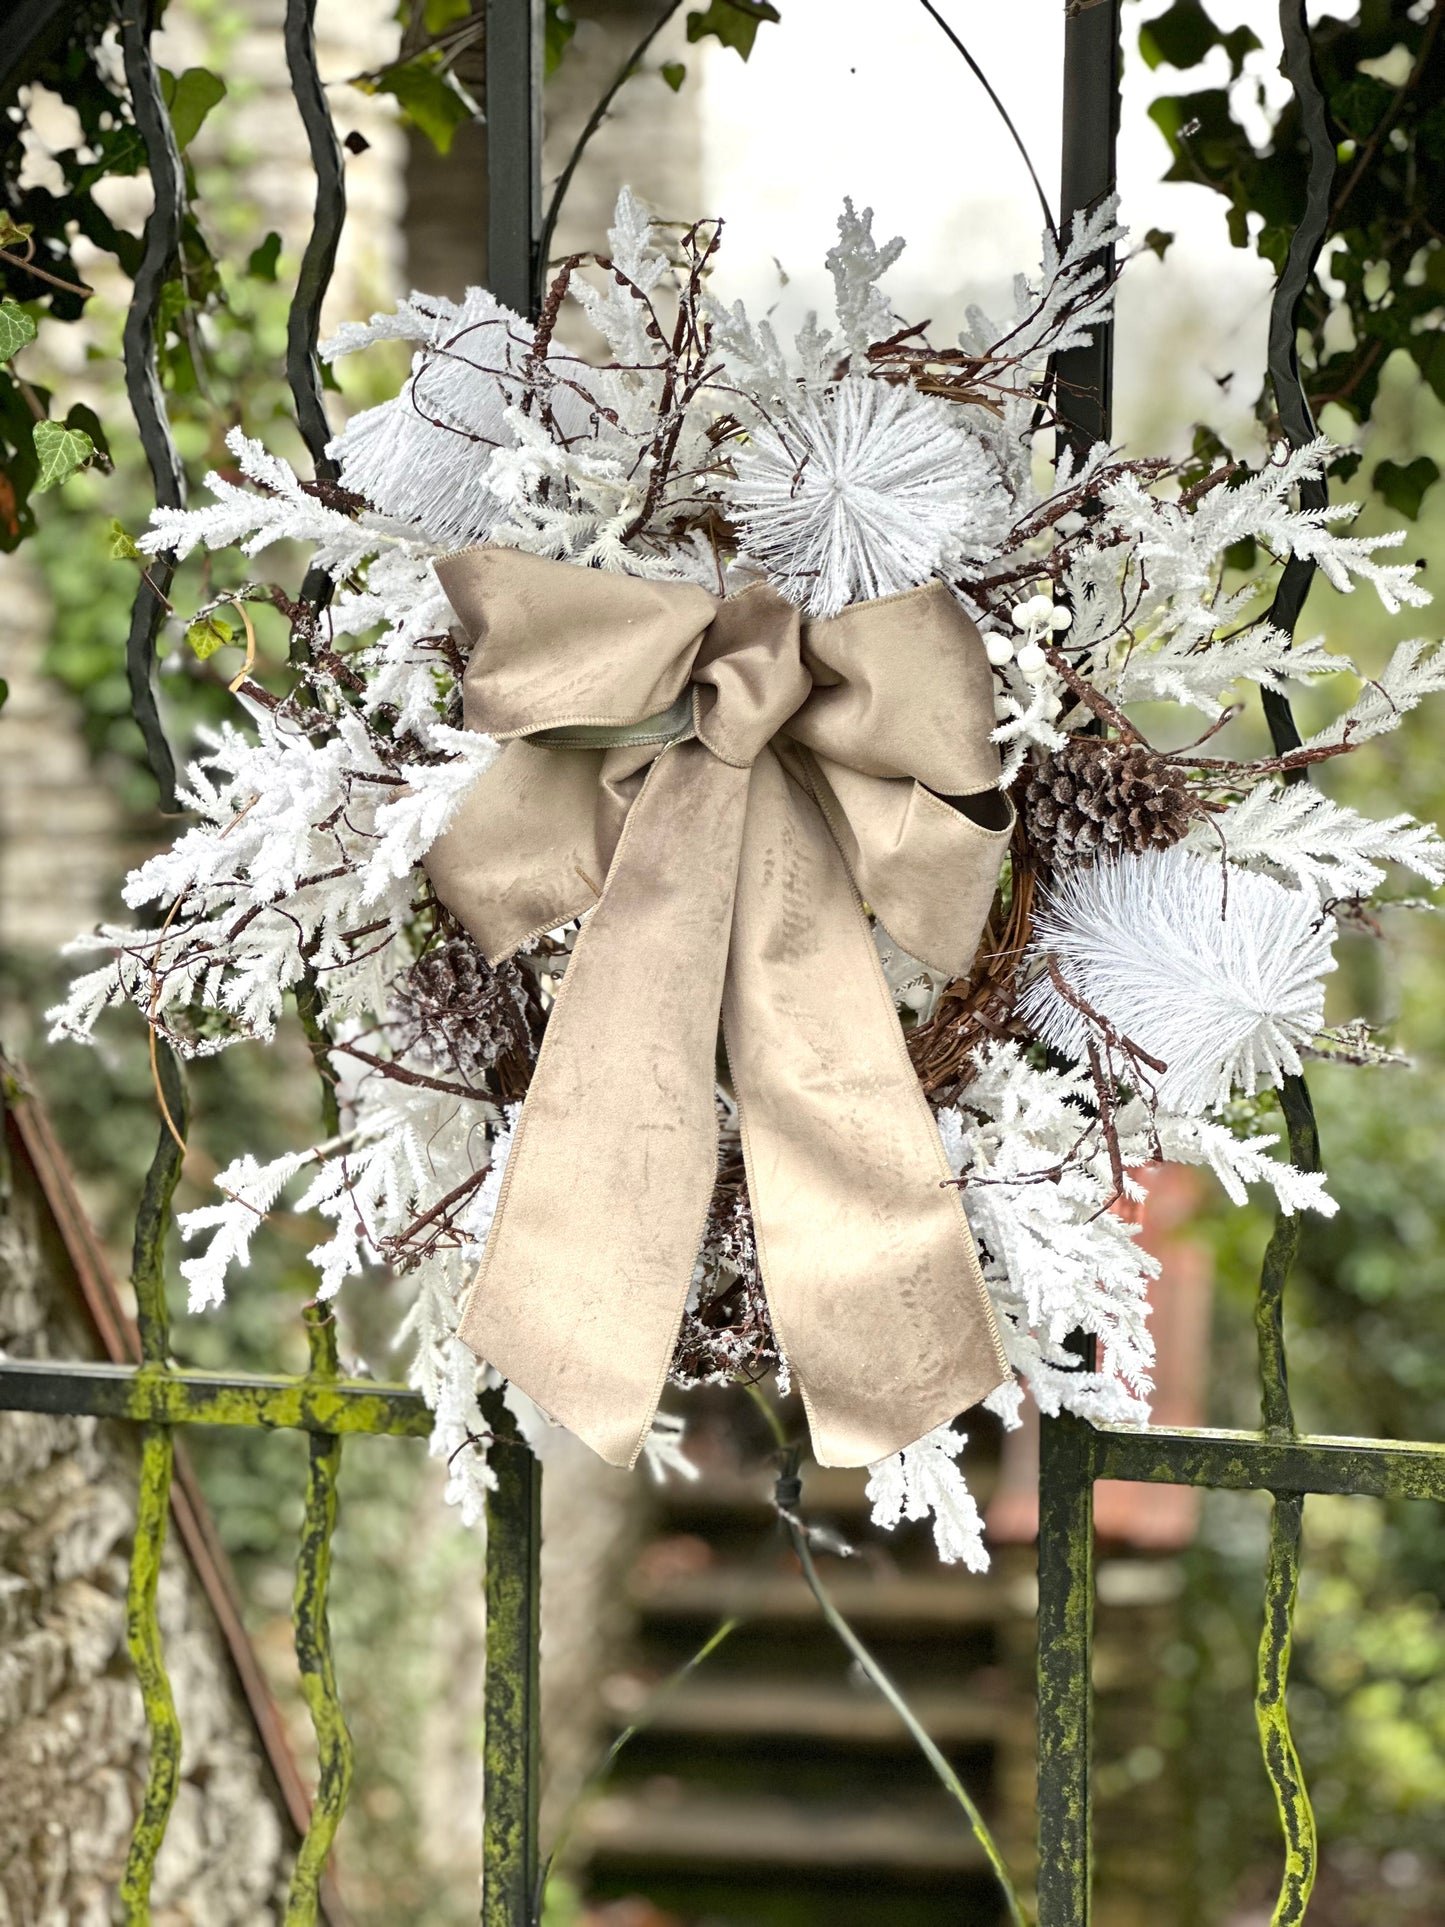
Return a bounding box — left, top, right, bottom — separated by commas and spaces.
686, 0, 782, 61
1374, 454, 1441, 521
0, 299, 39, 359
246, 230, 283, 282
544, 0, 577, 76
106, 518, 142, 560
158, 65, 227, 150
185, 612, 234, 660
0, 4, 233, 544
356, 51, 478, 155
1138, 0, 1259, 80
31, 417, 94, 492
424, 0, 473, 30
1145, 3, 1445, 515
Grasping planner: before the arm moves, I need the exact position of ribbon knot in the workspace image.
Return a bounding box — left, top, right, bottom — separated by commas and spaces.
426, 547, 1015, 1469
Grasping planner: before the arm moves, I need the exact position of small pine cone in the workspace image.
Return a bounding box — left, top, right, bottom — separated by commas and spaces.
393, 935, 534, 1086
1024, 738, 1195, 866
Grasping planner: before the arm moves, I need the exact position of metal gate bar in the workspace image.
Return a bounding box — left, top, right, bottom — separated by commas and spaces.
1032, 8, 1444, 1926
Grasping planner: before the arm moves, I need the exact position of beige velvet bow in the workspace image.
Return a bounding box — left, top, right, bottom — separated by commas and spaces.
425, 546, 1015, 1470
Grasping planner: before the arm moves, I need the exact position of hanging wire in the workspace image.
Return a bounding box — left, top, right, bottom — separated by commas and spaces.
916, 0, 1059, 242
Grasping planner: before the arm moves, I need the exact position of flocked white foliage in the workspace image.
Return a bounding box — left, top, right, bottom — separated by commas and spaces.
1301, 638, 1445, 750
178, 1148, 315, 1312
48, 185, 1441, 1563
939, 1052, 1156, 1429
1022, 847, 1337, 1114
728, 376, 1009, 617
141, 428, 387, 575
826, 196, 906, 356
866, 1424, 988, 1570
1188, 780, 1445, 899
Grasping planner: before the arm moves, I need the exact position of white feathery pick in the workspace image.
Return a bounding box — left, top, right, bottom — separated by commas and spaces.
1020, 846, 1337, 1115
328, 285, 528, 549
726, 375, 1008, 617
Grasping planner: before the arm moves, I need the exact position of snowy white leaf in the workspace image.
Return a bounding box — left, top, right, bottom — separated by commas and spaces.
867, 1424, 988, 1570
1190, 782, 1445, 899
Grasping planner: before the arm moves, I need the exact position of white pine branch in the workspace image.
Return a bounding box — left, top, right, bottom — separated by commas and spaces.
1190, 782, 1445, 899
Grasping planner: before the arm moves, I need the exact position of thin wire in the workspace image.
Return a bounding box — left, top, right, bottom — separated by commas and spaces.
916, 0, 1059, 243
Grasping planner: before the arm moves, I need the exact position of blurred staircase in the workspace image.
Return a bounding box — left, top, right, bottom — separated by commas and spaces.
578, 1395, 1036, 1927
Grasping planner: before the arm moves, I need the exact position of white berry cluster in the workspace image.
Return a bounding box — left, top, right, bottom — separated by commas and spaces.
987, 590, 1073, 676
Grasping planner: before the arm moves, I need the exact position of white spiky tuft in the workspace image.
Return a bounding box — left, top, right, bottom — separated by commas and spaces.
327, 285, 528, 549
1020, 847, 1337, 1115
726, 376, 1008, 617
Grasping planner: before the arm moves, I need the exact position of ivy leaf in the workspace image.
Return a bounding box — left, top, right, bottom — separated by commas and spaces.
64, 402, 111, 472
1138, 0, 1255, 76
660, 61, 687, 92
108, 518, 142, 560
186, 614, 234, 661
685, 0, 781, 61
1373, 456, 1440, 521
545, 1, 576, 75
0, 300, 38, 359
0, 215, 34, 250
159, 67, 227, 151
357, 54, 477, 154
247, 231, 283, 282
1142, 228, 1175, 259
31, 419, 94, 492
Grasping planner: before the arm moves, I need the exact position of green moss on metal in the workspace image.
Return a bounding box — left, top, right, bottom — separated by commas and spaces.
1037, 1408, 1095, 1926
294, 968, 342, 1139
1087, 1425, 1445, 1503
285, 1306, 354, 1926
130, 1041, 188, 1366
0, 1358, 433, 1436
1256, 1494, 1317, 1924
119, 1424, 182, 1924
1255, 1076, 1319, 1440
481, 1388, 542, 1927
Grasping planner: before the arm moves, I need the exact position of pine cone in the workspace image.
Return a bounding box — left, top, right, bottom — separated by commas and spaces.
1024, 738, 1194, 865
393, 935, 535, 1089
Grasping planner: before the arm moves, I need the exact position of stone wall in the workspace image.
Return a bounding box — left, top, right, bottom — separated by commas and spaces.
0, 1099, 299, 1926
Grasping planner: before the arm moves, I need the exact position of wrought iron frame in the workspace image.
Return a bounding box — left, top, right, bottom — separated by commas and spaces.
1, 2, 1441, 1923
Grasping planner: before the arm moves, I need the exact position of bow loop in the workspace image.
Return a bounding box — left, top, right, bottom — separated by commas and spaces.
425, 548, 1013, 1470
441, 545, 716, 740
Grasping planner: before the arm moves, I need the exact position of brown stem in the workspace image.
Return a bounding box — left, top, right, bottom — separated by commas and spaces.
331, 1041, 490, 1102
388, 1163, 490, 1250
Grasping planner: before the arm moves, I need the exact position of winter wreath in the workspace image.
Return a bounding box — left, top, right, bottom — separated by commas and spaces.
51, 192, 1441, 1569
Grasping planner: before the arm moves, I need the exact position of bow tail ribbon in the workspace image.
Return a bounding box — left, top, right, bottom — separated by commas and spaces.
459, 733, 1007, 1470
460, 740, 750, 1467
